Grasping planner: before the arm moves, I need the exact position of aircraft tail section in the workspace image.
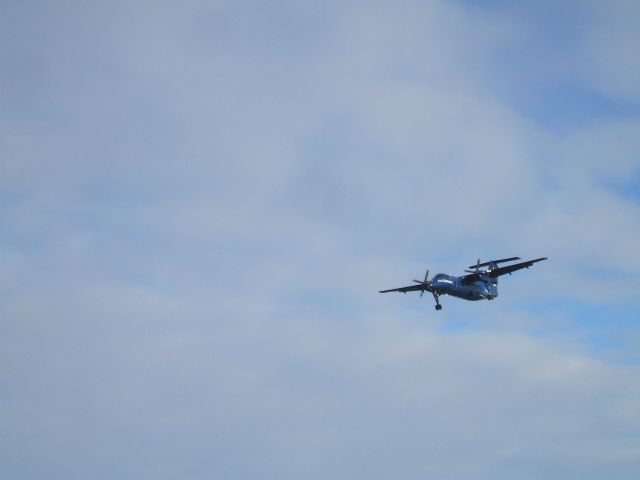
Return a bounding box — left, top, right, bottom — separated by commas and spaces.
469, 257, 520, 269
488, 261, 500, 284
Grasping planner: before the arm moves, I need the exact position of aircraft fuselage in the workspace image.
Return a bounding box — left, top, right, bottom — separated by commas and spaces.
379, 257, 547, 311
429, 273, 498, 301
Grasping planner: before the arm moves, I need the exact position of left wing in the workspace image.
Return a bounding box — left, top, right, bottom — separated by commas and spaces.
460, 257, 548, 283
488, 257, 548, 277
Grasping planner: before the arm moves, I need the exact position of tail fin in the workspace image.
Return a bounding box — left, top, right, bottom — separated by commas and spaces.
487, 261, 500, 283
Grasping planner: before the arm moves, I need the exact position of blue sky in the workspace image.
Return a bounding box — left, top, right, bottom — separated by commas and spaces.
2, 1, 640, 479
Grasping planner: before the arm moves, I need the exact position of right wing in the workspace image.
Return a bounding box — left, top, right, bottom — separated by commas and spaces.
379, 283, 432, 294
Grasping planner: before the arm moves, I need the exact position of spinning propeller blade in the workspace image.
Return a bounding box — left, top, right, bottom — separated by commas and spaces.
412, 269, 429, 297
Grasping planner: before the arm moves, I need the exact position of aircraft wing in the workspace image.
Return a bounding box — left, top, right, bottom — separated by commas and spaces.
460, 257, 548, 283
379, 283, 432, 294
488, 257, 548, 277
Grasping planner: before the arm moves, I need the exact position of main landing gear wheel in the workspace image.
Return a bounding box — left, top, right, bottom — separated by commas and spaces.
435, 304, 442, 311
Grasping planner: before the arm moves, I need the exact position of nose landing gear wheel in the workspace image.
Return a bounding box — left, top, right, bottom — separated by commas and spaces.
432, 292, 442, 311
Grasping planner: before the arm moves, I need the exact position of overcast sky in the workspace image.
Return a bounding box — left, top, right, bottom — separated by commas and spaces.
2, 1, 640, 479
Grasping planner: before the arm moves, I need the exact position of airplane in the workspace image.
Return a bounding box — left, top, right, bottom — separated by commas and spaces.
379, 257, 547, 310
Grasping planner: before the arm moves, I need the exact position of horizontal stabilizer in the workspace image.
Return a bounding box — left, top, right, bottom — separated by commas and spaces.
487, 257, 548, 277
461, 257, 547, 283
468, 257, 520, 269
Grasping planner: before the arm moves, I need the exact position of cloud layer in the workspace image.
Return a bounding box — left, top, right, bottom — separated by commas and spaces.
2, 1, 639, 479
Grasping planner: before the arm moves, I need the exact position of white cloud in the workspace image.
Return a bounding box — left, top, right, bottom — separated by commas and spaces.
2, 1, 640, 479
582, 0, 640, 100
3, 297, 639, 479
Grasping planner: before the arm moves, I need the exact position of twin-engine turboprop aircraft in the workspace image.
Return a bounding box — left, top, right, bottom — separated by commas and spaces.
379, 257, 547, 310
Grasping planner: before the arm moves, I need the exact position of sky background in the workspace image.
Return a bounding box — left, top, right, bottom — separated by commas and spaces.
1, 1, 640, 479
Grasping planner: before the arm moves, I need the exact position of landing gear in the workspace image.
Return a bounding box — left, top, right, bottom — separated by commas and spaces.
432, 292, 442, 311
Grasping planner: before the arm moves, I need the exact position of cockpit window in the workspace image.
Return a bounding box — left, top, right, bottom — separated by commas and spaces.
433, 274, 454, 284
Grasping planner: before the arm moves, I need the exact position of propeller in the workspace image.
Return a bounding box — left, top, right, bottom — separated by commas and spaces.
464, 259, 482, 275
412, 269, 429, 297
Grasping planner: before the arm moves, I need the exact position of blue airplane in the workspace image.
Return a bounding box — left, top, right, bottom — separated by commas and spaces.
380, 257, 547, 310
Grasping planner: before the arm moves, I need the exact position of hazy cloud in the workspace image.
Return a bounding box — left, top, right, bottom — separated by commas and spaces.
1, 1, 639, 479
